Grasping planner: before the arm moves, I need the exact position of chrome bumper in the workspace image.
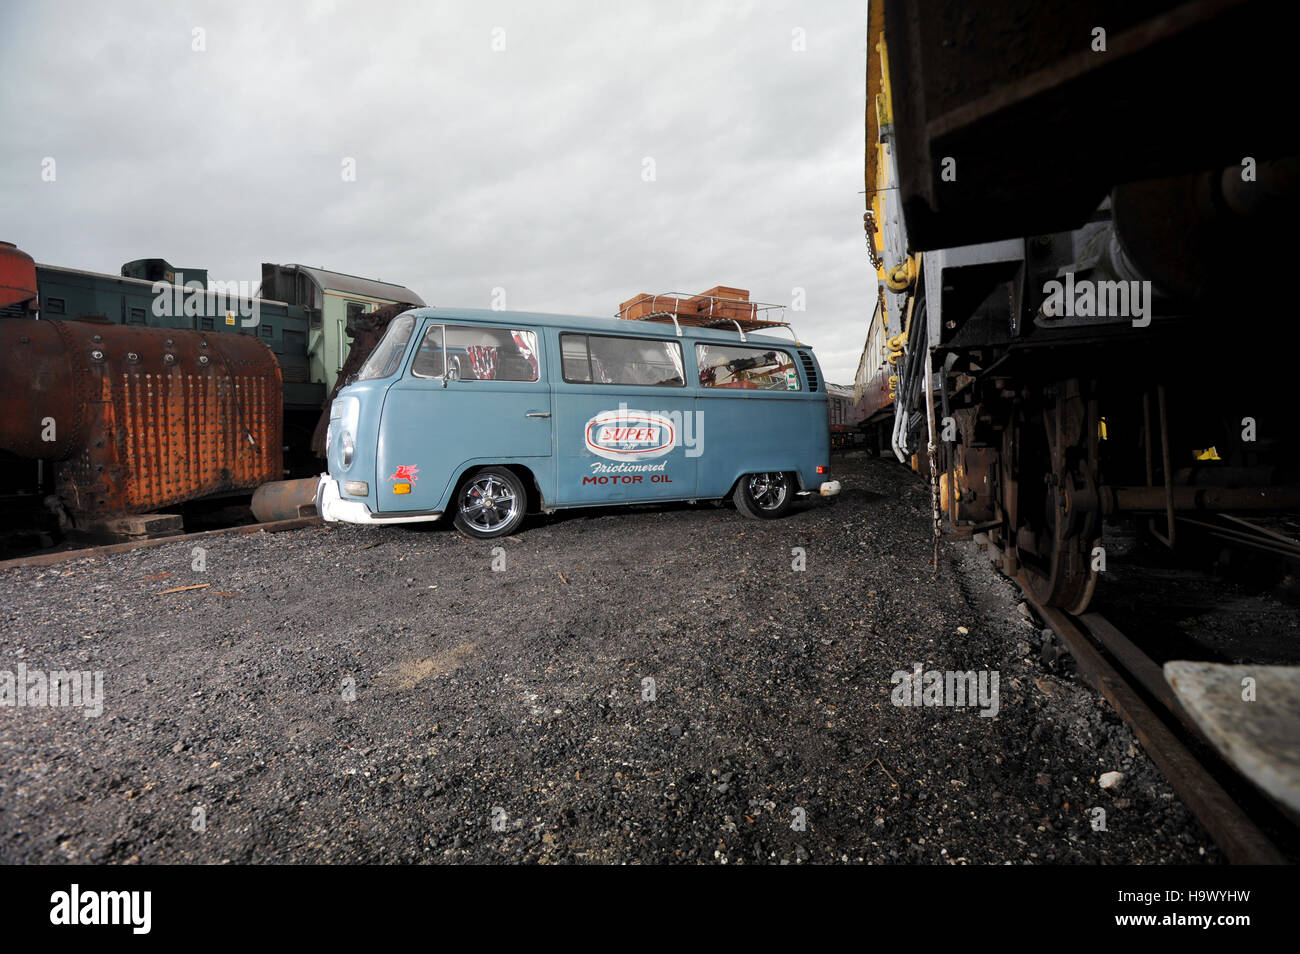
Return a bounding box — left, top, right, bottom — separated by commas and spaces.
316, 474, 442, 525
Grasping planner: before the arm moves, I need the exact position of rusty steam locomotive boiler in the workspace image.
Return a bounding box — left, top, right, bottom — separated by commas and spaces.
0, 318, 283, 518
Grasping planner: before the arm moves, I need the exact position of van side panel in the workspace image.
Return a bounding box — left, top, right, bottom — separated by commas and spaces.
695, 391, 816, 497
692, 341, 829, 497
376, 322, 554, 514
548, 327, 699, 505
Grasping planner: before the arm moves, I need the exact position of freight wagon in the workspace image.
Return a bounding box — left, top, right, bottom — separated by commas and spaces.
864, 0, 1300, 612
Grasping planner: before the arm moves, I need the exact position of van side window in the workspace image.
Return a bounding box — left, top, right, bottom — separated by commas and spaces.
696, 343, 800, 391
410, 326, 445, 378
561, 333, 591, 382
561, 333, 684, 386
412, 325, 540, 381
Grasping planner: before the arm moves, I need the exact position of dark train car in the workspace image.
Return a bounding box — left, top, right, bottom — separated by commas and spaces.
867, 0, 1300, 613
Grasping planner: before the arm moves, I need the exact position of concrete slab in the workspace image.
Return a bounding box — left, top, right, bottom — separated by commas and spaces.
1164, 661, 1300, 815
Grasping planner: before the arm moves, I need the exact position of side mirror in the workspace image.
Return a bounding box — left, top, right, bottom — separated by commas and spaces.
443, 354, 461, 387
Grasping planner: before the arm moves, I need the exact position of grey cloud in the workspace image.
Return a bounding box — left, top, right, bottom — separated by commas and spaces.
1, 0, 872, 381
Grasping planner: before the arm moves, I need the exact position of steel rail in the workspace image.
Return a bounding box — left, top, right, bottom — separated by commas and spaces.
0, 517, 322, 572
1019, 578, 1288, 864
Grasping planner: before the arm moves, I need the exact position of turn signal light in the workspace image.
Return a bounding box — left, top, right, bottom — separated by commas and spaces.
817, 465, 827, 474
393, 482, 411, 494
343, 481, 369, 496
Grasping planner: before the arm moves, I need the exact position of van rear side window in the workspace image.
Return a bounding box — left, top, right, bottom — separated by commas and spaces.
696, 343, 800, 390
412, 325, 540, 381
561, 333, 684, 386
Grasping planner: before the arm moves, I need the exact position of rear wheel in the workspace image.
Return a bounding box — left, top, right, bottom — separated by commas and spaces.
453, 467, 527, 539
733, 471, 796, 519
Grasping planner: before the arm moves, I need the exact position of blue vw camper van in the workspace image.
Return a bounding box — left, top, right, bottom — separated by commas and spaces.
316, 307, 840, 538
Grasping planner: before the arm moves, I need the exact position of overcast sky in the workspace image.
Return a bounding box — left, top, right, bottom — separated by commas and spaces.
1, 0, 871, 382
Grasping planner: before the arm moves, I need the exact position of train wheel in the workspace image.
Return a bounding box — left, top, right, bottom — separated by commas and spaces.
1011, 380, 1102, 614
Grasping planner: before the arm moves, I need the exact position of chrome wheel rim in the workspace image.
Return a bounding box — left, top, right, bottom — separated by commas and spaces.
460, 475, 520, 531
747, 472, 788, 510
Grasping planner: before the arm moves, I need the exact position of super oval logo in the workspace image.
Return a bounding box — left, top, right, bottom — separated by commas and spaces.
584, 410, 676, 460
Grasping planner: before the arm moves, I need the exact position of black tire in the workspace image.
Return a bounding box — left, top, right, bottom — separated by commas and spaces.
452, 467, 527, 539
733, 471, 796, 519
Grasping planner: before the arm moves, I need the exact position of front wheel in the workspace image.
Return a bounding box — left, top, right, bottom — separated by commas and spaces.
733, 471, 796, 519
453, 467, 527, 539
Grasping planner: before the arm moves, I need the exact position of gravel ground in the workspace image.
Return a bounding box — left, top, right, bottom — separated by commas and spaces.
0, 454, 1219, 864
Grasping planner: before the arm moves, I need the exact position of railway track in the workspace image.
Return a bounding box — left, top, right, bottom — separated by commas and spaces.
0, 516, 322, 572
973, 531, 1294, 864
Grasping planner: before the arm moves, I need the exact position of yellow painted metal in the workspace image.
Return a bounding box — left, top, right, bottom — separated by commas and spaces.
886, 260, 914, 292
865, 2, 895, 280
865, 2, 923, 411
875, 34, 894, 130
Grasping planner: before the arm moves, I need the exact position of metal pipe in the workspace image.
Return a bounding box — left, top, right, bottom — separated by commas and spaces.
1156, 384, 1175, 546
251, 477, 321, 522
1219, 513, 1300, 549
1108, 486, 1300, 512
1171, 516, 1300, 560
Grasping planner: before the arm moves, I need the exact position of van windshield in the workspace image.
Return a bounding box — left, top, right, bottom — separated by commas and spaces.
357, 313, 416, 380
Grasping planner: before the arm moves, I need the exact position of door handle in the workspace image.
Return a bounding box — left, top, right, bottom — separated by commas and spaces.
525, 411, 551, 418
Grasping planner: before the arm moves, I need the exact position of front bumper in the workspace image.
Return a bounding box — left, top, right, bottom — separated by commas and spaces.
316, 474, 442, 525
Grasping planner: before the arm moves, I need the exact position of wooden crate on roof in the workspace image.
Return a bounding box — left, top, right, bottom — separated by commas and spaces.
618, 286, 790, 334
698, 285, 750, 302
691, 296, 758, 325
619, 293, 700, 321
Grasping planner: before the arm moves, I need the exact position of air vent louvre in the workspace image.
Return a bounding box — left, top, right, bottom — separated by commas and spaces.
797, 350, 819, 391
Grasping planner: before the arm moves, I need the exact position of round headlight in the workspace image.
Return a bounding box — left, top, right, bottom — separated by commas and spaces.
340, 431, 355, 469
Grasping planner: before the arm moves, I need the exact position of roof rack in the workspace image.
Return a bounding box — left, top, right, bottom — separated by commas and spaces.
616, 293, 802, 345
